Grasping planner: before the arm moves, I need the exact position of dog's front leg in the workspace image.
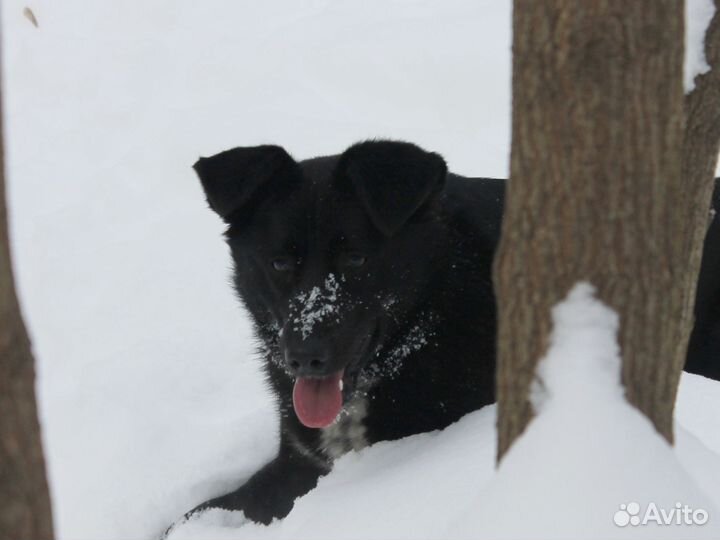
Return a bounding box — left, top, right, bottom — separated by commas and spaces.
187, 442, 328, 526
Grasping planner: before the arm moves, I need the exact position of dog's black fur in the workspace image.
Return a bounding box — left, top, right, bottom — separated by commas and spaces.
687, 187, 720, 381
182, 140, 719, 526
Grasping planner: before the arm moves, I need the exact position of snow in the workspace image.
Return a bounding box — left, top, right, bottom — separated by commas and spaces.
292, 274, 342, 340
449, 284, 720, 540
167, 406, 499, 540
685, 0, 716, 92
363, 317, 434, 382
2, 1, 719, 539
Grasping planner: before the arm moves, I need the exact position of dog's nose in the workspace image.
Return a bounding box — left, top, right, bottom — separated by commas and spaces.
285, 348, 330, 377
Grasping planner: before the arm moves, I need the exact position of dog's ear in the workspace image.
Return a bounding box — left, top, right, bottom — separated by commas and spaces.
193, 145, 299, 222
340, 141, 448, 236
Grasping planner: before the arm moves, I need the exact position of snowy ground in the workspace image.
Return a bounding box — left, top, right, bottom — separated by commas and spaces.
2, 1, 719, 539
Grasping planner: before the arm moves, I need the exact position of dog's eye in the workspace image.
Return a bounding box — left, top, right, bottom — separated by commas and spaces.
342, 252, 367, 268
271, 257, 295, 272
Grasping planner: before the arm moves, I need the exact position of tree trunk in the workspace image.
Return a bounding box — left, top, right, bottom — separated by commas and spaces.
495, 0, 720, 461
681, 1, 720, 342
0, 91, 55, 538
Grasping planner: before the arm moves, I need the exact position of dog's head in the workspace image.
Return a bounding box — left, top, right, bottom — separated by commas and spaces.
194, 141, 447, 428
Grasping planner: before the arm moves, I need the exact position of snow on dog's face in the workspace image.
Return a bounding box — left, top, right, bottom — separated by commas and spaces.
194, 141, 447, 428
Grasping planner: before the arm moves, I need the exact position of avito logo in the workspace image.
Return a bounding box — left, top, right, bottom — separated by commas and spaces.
613, 502, 709, 527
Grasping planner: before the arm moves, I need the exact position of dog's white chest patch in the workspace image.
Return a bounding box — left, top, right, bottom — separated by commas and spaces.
320, 396, 368, 460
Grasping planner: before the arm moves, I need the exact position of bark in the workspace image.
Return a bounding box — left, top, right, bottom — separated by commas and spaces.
680, 0, 720, 348
495, 0, 720, 461
0, 90, 55, 538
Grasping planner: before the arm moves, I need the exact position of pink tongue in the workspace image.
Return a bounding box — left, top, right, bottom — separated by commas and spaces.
293, 370, 344, 428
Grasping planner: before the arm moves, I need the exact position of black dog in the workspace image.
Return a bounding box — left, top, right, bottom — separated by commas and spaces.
184, 140, 719, 526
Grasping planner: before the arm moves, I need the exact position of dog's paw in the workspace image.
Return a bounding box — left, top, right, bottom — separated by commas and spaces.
163, 507, 249, 539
